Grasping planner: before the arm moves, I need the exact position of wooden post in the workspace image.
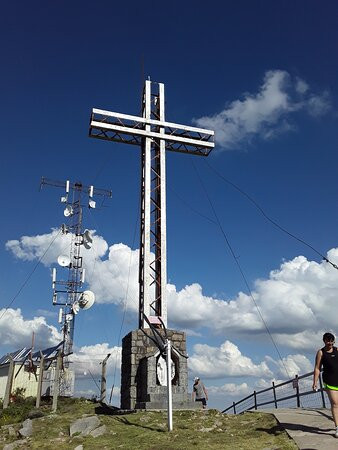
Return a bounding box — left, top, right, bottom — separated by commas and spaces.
254, 391, 257, 410
319, 373, 326, 408
52, 351, 62, 412
36, 352, 45, 409
3, 356, 15, 409
100, 353, 111, 403
232, 401, 236, 414
272, 381, 278, 408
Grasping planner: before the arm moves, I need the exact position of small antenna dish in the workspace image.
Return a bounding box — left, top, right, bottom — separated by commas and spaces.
72, 302, 80, 315
83, 230, 93, 249
78, 290, 95, 310
64, 205, 73, 217
52, 268, 56, 288
89, 199, 96, 209
57, 255, 71, 267
60, 195, 68, 203
81, 268, 86, 283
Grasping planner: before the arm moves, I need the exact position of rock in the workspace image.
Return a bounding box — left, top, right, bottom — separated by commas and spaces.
28, 409, 44, 419
1, 425, 16, 437
3, 439, 27, 450
90, 425, 106, 438
199, 426, 216, 432
70, 416, 100, 437
8, 426, 16, 437
18, 419, 33, 438
74, 446, 83, 450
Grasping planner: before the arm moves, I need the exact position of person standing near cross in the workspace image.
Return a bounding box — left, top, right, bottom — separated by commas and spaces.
192, 376, 208, 409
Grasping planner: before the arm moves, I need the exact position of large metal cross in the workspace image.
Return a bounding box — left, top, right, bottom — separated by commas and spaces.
89, 80, 214, 329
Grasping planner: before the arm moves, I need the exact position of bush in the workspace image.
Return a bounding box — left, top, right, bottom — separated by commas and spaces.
0, 395, 36, 426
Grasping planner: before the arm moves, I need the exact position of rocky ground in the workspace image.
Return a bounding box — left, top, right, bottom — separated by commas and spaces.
0, 398, 297, 449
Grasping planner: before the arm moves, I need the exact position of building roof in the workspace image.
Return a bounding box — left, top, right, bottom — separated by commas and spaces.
0, 342, 63, 365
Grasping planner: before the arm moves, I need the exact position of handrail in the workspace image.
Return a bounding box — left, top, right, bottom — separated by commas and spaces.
222, 370, 325, 414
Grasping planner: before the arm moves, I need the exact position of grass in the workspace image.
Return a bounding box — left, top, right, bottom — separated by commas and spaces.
0, 398, 297, 449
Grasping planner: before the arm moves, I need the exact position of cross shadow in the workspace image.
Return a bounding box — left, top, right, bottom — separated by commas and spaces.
115, 416, 166, 432
95, 403, 137, 416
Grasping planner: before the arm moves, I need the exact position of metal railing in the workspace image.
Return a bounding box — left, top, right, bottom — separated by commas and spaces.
222, 371, 327, 414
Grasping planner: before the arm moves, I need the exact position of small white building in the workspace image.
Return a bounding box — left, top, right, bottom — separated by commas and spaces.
0, 343, 74, 400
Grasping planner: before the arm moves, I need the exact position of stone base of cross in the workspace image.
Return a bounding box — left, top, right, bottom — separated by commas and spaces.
89, 80, 214, 329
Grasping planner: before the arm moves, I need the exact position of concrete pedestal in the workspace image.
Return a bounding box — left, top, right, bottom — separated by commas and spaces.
120, 328, 197, 410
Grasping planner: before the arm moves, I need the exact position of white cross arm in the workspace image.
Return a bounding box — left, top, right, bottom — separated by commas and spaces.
89, 109, 214, 155
91, 120, 214, 149
92, 108, 215, 137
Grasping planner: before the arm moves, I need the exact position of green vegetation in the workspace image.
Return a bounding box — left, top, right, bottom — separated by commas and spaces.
0, 397, 297, 449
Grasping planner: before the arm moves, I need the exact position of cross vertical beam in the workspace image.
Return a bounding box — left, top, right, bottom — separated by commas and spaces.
89, 80, 214, 329
139, 81, 168, 328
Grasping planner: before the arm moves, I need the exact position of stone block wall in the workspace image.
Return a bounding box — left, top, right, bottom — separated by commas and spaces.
121, 328, 194, 410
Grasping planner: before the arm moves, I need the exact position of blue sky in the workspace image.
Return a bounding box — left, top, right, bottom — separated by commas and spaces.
1, 1, 338, 409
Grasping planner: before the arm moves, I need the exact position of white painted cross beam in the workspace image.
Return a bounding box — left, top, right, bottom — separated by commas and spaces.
89, 80, 214, 329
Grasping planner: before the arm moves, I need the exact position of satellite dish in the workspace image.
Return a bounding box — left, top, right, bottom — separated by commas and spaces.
78, 290, 95, 310
64, 205, 73, 217
89, 199, 96, 209
83, 229, 93, 249
57, 255, 71, 267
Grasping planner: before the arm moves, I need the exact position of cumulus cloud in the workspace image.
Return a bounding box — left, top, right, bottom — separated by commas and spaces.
5, 229, 108, 267
70, 342, 121, 378
169, 250, 338, 343
267, 353, 313, 379
0, 308, 61, 350
274, 330, 327, 351
208, 382, 250, 397
5, 230, 138, 308
188, 340, 272, 378
194, 70, 331, 150
6, 230, 338, 352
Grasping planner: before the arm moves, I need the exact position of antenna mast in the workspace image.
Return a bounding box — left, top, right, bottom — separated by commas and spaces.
41, 177, 112, 355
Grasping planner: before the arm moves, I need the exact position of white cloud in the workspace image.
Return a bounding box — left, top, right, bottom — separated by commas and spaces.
295, 78, 309, 94
5, 230, 338, 353
5, 229, 108, 267
168, 250, 338, 342
274, 330, 327, 351
194, 70, 331, 150
0, 308, 61, 350
5, 230, 138, 309
307, 91, 331, 117
74, 388, 97, 398
70, 342, 121, 378
267, 353, 313, 379
188, 340, 272, 378
208, 382, 250, 397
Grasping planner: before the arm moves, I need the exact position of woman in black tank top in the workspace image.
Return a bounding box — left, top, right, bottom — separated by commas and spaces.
313, 332, 338, 438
